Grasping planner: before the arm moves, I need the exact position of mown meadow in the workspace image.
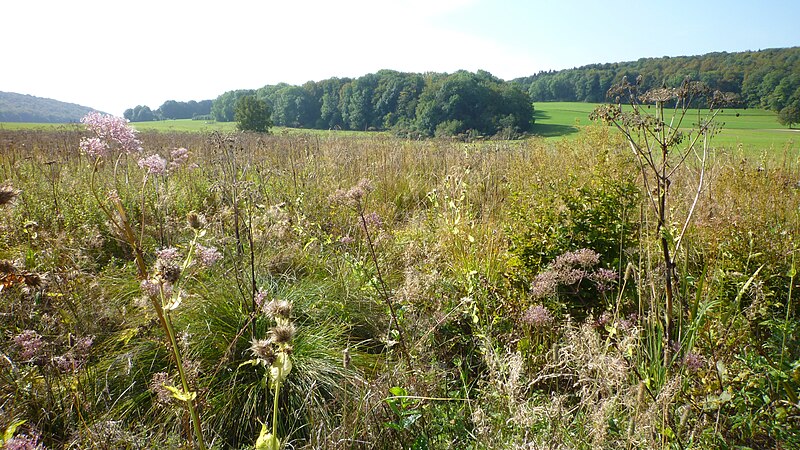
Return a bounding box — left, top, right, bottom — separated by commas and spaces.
1, 103, 799, 449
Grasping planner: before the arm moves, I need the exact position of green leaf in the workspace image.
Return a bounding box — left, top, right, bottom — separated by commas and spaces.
164, 384, 197, 402
255, 423, 279, 450
3, 419, 26, 444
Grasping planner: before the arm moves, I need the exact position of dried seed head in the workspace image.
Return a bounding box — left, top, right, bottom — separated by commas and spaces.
270, 324, 296, 345
250, 339, 276, 363
0, 260, 16, 274
187, 211, 205, 230
157, 260, 181, 284
263, 299, 293, 320
0, 184, 20, 207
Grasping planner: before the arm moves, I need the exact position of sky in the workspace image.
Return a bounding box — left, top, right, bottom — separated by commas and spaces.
3, 0, 799, 116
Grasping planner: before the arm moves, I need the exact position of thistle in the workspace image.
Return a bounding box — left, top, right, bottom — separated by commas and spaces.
245, 297, 296, 450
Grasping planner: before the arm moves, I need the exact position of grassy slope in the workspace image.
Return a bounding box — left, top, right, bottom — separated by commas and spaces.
532, 102, 799, 153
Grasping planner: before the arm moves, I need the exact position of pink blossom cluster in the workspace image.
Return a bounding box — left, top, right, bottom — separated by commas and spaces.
137, 154, 168, 175
169, 147, 189, 171
156, 247, 181, 263
79, 112, 142, 157
521, 304, 554, 328
13, 329, 44, 360
195, 244, 222, 267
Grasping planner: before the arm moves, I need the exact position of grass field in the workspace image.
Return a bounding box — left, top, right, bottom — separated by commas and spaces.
2, 103, 796, 153
532, 102, 799, 154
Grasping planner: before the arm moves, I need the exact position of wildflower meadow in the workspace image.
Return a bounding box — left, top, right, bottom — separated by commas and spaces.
1, 95, 799, 449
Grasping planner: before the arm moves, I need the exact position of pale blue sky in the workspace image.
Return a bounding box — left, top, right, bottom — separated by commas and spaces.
2, 0, 797, 115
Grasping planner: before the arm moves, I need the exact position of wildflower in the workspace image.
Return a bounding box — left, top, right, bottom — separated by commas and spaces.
591, 268, 618, 292
0, 184, 21, 206
81, 112, 142, 154
270, 324, 296, 344
156, 259, 181, 284
330, 178, 374, 207
254, 289, 269, 308
521, 304, 554, 328
4, 433, 43, 450
340, 235, 354, 245
169, 147, 189, 171
156, 247, 181, 263
683, 351, 706, 373
140, 279, 160, 297
195, 244, 222, 267
79, 136, 109, 158
530, 270, 559, 299
363, 211, 383, 228
13, 330, 44, 360
137, 154, 168, 175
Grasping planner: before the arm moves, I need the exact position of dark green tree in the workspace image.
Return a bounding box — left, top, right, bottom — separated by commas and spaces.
234, 95, 272, 132
778, 102, 800, 128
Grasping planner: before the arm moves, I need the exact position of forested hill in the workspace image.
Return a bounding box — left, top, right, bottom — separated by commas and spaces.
0, 91, 98, 123
513, 47, 800, 112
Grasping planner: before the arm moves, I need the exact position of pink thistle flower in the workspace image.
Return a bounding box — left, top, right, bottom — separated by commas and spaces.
195, 244, 222, 267
255, 289, 269, 308
137, 154, 168, 175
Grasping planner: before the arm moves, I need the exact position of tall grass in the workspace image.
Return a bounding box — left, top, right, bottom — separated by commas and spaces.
0, 125, 798, 448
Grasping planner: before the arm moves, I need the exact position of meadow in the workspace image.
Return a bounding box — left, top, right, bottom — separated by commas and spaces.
0, 107, 799, 449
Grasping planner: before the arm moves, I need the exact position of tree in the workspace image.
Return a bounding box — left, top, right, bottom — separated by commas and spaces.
778, 102, 800, 128
234, 95, 272, 132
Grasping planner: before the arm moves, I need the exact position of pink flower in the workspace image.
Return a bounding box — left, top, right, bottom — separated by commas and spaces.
156, 247, 181, 263
195, 244, 222, 267
138, 154, 168, 175
169, 147, 189, 171
79, 137, 109, 157
13, 330, 44, 360
81, 112, 142, 154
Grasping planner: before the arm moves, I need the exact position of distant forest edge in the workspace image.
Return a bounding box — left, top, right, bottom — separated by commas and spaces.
196, 47, 800, 134
0, 92, 97, 123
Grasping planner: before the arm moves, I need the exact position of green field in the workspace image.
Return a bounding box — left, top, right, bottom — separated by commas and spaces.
532, 102, 799, 153
2, 103, 796, 153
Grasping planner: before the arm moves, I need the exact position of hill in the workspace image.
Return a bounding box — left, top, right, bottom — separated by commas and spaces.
512, 47, 800, 113
0, 91, 99, 123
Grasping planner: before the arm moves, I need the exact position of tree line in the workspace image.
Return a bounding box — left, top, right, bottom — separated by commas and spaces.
124, 100, 213, 122
211, 70, 534, 138
514, 47, 800, 126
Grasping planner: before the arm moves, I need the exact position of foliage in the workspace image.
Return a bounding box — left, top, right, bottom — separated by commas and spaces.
515, 46, 800, 110
0, 90, 96, 123
235, 95, 273, 133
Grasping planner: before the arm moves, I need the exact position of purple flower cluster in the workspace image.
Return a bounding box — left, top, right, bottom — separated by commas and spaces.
169, 147, 189, 171
137, 154, 168, 175
3, 433, 43, 450
53, 335, 94, 372
330, 178, 374, 207
195, 244, 222, 268
683, 351, 706, 372
530, 249, 617, 299
80, 112, 142, 156
521, 304, 554, 328
363, 211, 383, 228
156, 247, 181, 263
13, 330, 44, 360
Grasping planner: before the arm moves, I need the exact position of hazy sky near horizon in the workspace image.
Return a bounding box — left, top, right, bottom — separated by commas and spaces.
3, 0, 799, 116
